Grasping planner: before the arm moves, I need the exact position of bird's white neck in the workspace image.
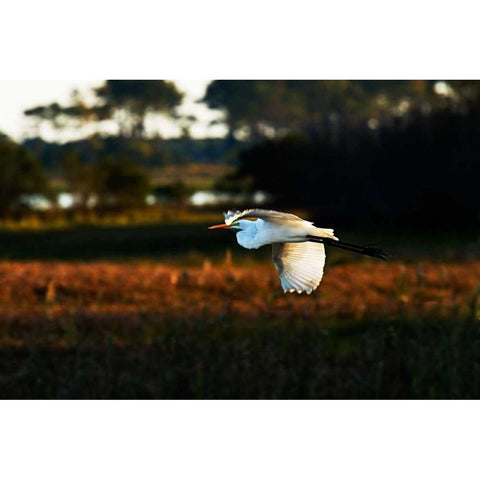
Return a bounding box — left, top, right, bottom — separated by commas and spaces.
235, 220, 261, 249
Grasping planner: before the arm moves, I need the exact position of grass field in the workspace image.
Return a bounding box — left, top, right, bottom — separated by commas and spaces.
0, 219, 480, 399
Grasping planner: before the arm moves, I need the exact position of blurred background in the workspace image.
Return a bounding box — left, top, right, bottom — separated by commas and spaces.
1, 80, 480, 398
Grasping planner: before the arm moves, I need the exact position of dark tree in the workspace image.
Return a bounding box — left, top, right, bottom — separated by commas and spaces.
234, 95, 480, 231
0, 136, 48, 214
61, 152, 96, 207
94, 80, 184, 137
92, 157, 150, 208
24, 80, 184, 139
202, 80, 439, 142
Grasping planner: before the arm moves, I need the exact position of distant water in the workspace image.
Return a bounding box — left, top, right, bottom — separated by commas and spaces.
189, 190, 270, 207
18, 190, 271, 210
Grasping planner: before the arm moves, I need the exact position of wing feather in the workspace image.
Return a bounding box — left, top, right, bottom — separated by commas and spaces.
224, 209, 307, 226
272, 242, 326, 294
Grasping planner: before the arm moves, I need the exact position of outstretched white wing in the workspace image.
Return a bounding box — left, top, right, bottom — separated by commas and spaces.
272, 242, 326, 294
224, 209, 308, 226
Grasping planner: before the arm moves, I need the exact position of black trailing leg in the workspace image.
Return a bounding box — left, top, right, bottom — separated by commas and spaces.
307, 236, 391, 262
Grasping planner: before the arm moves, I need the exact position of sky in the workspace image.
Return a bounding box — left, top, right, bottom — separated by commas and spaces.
0, 80, 227, 142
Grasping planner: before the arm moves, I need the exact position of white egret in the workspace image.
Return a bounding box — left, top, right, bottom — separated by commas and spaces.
209, 209, 390, 294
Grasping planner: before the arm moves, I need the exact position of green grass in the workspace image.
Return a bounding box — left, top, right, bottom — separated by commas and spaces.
0, 223, 235, 263
0, 222, 477, 264
1, 315, 480, 399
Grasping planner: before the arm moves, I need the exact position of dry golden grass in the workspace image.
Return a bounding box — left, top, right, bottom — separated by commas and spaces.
1, 261, 479, 343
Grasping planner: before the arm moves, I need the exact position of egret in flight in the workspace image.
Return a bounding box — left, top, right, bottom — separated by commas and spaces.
209, 209, 390, 294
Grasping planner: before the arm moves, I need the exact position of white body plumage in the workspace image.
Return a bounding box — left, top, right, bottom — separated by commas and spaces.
235, 218, 333, 249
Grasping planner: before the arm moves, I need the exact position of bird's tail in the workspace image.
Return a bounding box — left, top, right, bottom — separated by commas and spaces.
312, 227, 339, 241
307, 235, 391, 262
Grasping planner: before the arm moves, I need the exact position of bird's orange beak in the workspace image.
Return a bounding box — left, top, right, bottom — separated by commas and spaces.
208, 223, 230, 230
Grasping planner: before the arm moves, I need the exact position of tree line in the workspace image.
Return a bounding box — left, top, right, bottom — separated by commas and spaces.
0, 80, 478, 229
206, 81, 480, 231
0, 134, 152, 214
